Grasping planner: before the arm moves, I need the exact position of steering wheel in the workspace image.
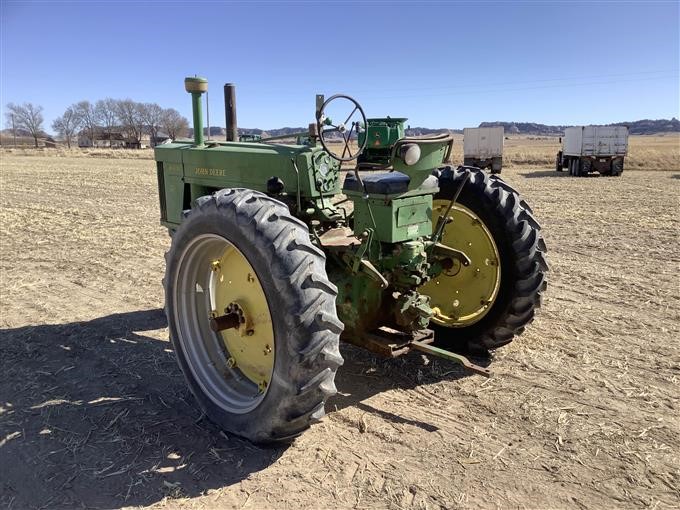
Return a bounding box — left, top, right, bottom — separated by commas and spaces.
316, 94, 368, 162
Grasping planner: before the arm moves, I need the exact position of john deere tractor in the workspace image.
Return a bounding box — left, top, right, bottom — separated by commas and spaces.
155, 77, 547, 443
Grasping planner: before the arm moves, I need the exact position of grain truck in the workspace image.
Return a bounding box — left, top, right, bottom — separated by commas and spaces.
555, 126, 628, 177
463, 127, 504, 174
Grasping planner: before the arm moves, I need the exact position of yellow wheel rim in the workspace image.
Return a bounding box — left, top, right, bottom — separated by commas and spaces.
420, 200, 501, 327
210, 245, 274, 390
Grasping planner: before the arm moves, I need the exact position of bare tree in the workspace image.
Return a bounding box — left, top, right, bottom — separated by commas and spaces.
51, 106, 81, 148
5, 102, 44, 147
115, 99, 145, 148
95, 98, 118, 147
74, 101, 99, 147
160, 108, 189, 140
141, 102, 164, 147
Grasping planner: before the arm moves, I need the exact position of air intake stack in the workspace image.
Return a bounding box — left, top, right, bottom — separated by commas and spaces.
184, 76, 208, 146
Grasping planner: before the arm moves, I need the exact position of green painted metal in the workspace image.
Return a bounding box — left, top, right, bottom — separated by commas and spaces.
393, 141, 451, 189
239, 134, 261, 142
410, 341, 492, 377
184, 77, 208, 146
359, 117, 407, 148
344, 189, 433, 243
155, 141, 340, 226
358, 117, 407, 165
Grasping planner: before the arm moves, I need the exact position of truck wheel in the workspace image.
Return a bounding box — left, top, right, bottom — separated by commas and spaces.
611, 158, 624, 176
571, 158, 581, 177
491, 157, 502, 174
463, 157, 475, 167
421, 167, 548, 353
579, 158, 591, 176
555, 152, 563, 172
164, 189, 343, 443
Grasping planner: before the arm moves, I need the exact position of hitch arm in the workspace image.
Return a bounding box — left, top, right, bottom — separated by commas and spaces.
410, 340, 491, 377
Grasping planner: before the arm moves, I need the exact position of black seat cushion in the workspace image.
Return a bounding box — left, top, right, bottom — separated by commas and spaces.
343, 171, 439, 194
343, 171, 409, 194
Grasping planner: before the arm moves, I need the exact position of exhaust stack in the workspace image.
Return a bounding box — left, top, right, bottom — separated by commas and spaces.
184, 76, 208, 146
224, 83, 237, 142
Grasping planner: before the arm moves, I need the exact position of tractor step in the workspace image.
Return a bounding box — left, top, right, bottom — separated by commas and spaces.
344, 327, 491, 377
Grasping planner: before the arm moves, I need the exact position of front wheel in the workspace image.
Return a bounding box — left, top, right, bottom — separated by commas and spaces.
421, 167, 548, 352
164, 189, 343, 443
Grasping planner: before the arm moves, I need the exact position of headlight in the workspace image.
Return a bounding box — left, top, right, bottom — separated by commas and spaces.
399, 143, 421, 166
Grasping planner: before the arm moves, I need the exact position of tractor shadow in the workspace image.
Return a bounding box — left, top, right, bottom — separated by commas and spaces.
331, 343, 489, 433
0, 309, 282, 509
0, 309, 488, 508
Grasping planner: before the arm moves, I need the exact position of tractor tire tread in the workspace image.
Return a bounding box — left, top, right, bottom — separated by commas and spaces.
165, 188, 343, 444
435, 166, 548, 352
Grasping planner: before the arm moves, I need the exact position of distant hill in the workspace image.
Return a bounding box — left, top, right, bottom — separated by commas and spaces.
478, 118, 680, 135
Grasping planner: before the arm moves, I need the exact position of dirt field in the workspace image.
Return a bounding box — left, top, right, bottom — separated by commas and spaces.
1, 145, 678, 509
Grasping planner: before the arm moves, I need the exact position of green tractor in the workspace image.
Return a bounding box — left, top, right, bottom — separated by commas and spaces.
155, 77, 547, 443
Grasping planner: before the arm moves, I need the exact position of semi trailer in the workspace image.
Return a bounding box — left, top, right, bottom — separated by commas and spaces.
556, 126, 628, 177
463, 127, 504, 174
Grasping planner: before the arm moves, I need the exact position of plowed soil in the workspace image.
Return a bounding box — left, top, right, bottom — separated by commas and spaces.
1, 152, 678, 509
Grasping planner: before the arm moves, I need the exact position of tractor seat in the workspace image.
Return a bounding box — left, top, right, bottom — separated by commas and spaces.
343, 171, 438, 195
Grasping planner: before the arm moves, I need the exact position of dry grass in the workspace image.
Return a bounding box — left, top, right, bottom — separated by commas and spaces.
3, 133, 678, 170
498, 134, 680, 170
0, 147, 679, 509
1, 146, 156, 159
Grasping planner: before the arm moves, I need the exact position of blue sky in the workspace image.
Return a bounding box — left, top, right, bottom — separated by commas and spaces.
1, 1, 678, 132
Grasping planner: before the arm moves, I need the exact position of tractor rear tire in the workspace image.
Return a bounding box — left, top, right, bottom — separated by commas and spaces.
164, 189, 343, 443
427, 167, 548, 353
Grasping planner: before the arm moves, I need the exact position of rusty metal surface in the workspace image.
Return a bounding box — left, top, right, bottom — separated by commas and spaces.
344, 327, 434, 358
209, 312, 241, 332
318, 227, 361, 248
